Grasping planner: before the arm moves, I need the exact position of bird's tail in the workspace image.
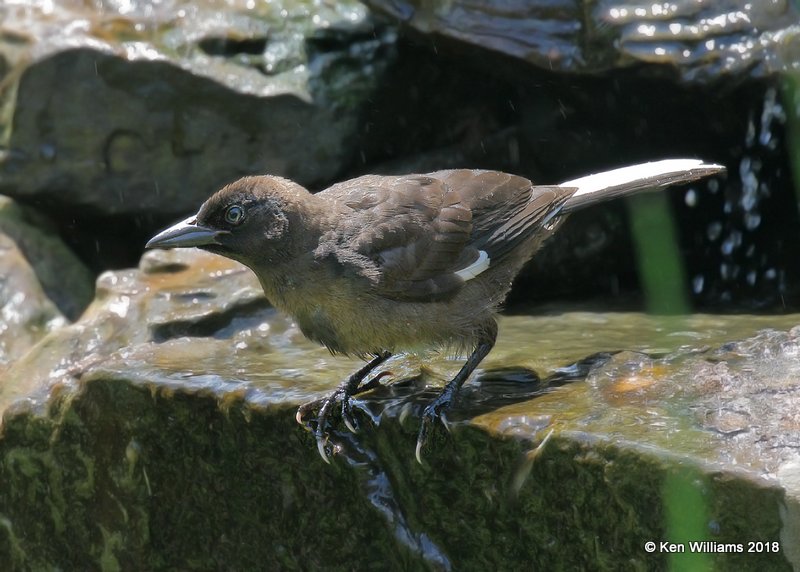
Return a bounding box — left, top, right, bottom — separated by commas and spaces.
560, 159, 725, 213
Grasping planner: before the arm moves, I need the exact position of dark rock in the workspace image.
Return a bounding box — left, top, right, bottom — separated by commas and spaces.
0, 0, 393, 216
364, 0, 800, 83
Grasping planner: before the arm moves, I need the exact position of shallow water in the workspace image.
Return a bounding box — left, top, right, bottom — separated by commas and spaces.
139, 303, 800, 404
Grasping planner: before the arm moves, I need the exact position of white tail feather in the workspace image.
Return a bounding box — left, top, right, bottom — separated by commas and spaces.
560, 159, 725, 213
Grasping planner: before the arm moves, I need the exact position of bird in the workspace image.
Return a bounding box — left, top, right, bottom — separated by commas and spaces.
146, 158, 724, 463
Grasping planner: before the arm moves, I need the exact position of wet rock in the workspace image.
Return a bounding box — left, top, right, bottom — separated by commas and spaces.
0, 0, 393, 216
0, 233, 65, 375
0, 247, 374, 412
0, 247, 799, 568
0, 196, 93, 375
0, 196, 93, 321
0, 339, 795, 569
0, 249, 275, 411
364, 0, 800, 83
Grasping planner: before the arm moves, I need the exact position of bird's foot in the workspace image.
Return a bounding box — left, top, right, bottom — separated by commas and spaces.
415, 391, 454, 464
295, 370, 393, 463
313, 387, 352, 463
294, 387, 355, 463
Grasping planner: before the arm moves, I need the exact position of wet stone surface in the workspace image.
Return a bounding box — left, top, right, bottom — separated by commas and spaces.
0, 0, 394, 216
0, 248, 798, 569
364, 0, 800, 83
0, 196, 94, 377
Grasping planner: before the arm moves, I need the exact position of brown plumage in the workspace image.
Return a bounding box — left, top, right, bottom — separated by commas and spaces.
147, 159, 724, 462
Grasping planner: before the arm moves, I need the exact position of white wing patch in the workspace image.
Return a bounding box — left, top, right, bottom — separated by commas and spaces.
455, 250, 490, 281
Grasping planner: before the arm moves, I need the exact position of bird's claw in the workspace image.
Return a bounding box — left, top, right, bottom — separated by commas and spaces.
295, 403, 314, 427
298, 386, 363, 462
414, 431, 426, 465
415, 395, 452, 464
341, 395, 358, 433
310, 388, 355, 463
297, 367, 392, 463
316, 432, 331, 464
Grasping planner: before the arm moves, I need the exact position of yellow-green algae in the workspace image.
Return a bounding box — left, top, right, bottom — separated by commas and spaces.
0, 349, 792, 570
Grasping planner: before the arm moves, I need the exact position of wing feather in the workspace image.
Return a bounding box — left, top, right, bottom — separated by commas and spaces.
316, 170, 569, 301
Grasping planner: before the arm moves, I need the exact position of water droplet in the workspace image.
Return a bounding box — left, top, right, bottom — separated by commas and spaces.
720, 231, 742, 255
744, 212, 761, 230
741, 191, 758, 212
706, 221, 723, 241
745, 118, 756, 148
719, 263, 740, 281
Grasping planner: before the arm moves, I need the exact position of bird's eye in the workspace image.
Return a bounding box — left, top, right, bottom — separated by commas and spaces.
224, 205, 245, 225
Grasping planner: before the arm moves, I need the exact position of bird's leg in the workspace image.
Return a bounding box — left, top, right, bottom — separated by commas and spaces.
416, 325, 497, 464
298, 351, 391, 463
328, 351, 393, 434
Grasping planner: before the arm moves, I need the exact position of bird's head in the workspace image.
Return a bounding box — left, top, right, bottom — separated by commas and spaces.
146, 175, 315, 266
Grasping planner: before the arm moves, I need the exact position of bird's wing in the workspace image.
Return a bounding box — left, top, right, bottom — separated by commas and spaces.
317, 171, 572, 302
317, 174, 475, 301
429, 170, 574, 262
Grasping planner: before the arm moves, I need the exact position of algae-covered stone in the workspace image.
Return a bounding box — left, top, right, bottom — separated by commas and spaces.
0, 356, 794, 570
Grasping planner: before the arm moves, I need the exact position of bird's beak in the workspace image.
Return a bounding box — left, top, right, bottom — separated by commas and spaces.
146, 216, 225, 249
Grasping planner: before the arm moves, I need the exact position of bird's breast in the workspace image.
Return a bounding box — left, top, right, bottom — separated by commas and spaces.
258, 263, 499, 356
